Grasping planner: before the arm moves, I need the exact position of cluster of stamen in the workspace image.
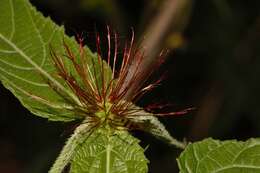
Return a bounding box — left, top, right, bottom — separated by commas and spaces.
49, 27, 191, 129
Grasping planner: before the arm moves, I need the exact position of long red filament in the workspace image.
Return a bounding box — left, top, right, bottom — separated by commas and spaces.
49, 28, 191, 128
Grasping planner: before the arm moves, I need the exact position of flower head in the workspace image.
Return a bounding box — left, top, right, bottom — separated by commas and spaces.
49, 27, 192, 130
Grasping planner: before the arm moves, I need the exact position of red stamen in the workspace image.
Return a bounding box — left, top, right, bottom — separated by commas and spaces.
112, 32, 118, 80
107, 26, 111, 67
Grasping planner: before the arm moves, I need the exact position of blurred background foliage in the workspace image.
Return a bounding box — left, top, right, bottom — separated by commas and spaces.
1, 0, 260, 172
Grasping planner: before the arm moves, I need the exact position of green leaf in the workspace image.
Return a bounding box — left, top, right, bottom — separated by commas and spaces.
0, 0, 77, 121
177, 138, 260, 173
0, 0, 110, 121
49, 122, 148, 173
71, 129, 148, 173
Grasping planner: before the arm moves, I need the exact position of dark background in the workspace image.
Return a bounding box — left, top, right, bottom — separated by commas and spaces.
1, 0, 260, 172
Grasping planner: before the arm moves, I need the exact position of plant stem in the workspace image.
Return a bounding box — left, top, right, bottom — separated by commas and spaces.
49, 121, 92, 173
169, 138, 187, 149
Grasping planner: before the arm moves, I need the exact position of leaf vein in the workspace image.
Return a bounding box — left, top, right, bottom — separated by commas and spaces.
0, 66, 48, 87
9, 0, 15, 40
0, 33, 81, 106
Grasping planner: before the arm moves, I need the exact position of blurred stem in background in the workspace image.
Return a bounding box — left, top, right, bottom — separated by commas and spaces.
122, 0, 193, 100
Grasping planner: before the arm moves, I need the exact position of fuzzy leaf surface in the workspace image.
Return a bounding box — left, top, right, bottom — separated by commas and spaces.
49, 120, 149, 173
69, 127, 148, 173
177, 138, 260, 173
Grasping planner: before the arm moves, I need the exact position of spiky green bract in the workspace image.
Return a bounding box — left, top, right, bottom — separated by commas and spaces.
177, 138, 260, 173
49, 120, 148, 173
0, 0, 109, 121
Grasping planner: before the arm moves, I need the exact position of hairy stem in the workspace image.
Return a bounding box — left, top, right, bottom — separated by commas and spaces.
49, 121, 94, 173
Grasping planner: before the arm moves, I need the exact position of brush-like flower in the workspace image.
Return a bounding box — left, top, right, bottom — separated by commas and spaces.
44, 28, 192, 173
45, 27, 192, 144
